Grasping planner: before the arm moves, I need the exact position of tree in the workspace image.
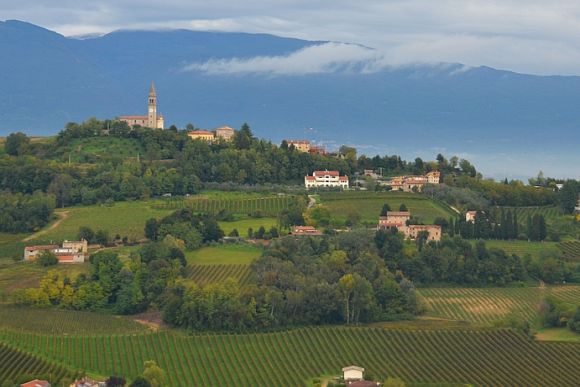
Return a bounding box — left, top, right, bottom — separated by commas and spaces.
5, 132, 30, 156
106, 376, 126, 387
383, 377, 406, 387
78, 226, 95, 243
142, 360, 167, 387
560, 182, 579, 214
399, 203, 408, 212
95, 229, 110, 245
129, 377, 152, 387
380, 203, 391, 216
47, 174, 74, 208
37, 250, 58, 267
228, 228, 239, 237
233, 123, 253, 150
144, 218, 159, 240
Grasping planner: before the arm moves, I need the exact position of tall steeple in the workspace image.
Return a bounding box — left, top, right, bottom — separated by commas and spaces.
147, 81, 157, 128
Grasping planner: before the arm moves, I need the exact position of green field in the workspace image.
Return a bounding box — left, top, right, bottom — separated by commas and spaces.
0, 342, 77, 385
185, 244, 262, 265
481, 240, 560, 260
0, 305, 147, 335
536, 327, 580, 343
490, 206, 564, 222
560, 240, 580, 260
3, 327, 580, 386
185, 264, 254, 286
320, 191, 455, 224
37, 202, 173, 242
218, 217, 278, 236
419, 285, 580, 325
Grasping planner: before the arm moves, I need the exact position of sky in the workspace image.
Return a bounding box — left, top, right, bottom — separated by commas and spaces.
2, 1, 580, 75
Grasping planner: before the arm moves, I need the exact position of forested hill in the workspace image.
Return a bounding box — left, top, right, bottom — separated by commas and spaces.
1, 19, 580, 171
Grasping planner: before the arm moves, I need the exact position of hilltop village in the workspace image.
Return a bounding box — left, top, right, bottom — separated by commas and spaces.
1, 82, 580, 387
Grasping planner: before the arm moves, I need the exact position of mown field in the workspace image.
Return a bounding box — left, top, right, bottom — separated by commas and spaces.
481, 240, 560, 260
185, 264, 254, 286
0, 342, 77, 385
0, 305, 147, 335
419, 285, 580, 325
3, 327, 580, 386
320, 191, 455, 224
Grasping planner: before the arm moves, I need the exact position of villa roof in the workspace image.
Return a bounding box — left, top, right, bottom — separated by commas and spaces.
25, 245, 58, 252
188, 130, 214, 135
386, 211, 411, 216
118, 115, 147, 120
313, 170, 340, 177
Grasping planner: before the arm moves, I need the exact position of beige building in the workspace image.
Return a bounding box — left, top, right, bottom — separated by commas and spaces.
63, 239, 88, 253
286, 140, 311, 152
378, 211, 442, 242
466, 211, 477, 222
215, 126, 235, 141
305, 170, 349, 189
388, 172, 440, 193
188, 130, 215, 141
426, 171, 441, 184
24, 245, 58, 262
24, 241, 87, 263
119, 82, 165, 129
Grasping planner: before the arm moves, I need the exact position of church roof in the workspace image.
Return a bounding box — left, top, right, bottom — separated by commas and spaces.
149, 81, 156, 96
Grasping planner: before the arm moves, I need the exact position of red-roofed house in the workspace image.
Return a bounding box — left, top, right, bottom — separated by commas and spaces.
305, 170, 349, 189
466, 210, 477, 222
21, 380, 50, 387
291, 226, 323, 236
286, 140, 311, 152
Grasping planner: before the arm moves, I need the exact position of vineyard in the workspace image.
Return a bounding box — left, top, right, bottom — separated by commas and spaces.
0, 305, 148, 335
419, 286, 580, 325
559, 240, 580, 261
490, 206, 563, 222
152, 195, 296, 216
2, 327, 580, 386
185, 264, 254, 286
0, 342, 76, 384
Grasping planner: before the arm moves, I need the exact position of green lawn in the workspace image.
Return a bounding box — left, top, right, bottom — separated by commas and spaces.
482, 240, 560, 260
218, 217, 278, 236
35, 201, 173, 243
536, 328, 580, 343
185, 244, 262, 265
320, 191, 455, 224
67, 137, 145, 162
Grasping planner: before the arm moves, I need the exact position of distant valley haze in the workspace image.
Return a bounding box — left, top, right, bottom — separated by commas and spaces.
0, 17, 579, 180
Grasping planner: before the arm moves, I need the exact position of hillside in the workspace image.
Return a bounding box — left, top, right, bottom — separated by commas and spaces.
1, 20, 580, 178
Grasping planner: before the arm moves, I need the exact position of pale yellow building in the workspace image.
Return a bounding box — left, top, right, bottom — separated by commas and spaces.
286, 140, 311, 152
215, 126, 235, 141
119, 82, 165, 129
188, 130, 215, 141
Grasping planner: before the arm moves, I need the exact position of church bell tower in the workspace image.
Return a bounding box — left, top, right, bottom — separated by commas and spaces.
147, 82, 157, 128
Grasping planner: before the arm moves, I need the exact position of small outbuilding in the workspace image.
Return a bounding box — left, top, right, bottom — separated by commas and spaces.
342, 365, 365, 381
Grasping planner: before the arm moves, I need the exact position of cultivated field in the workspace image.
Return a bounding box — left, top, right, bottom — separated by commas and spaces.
185, 264, 254, 286
490, 206, 563, 222
560, 240, 580, 261
419, 285, 580, 325
320, 191, 455, 224
155, 194, 296, 216
185, 244, 262, 265
0, 305, 147, 335
3, 327, 580, 386
0, 342, 77, 385
218, 217, 278, 236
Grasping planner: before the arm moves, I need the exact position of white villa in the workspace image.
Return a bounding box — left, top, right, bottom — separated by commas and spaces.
305, 170, 349, 189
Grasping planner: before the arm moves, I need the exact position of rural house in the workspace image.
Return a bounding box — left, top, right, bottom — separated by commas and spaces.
291, 226, 323, 236
343, 365, 365, 382
378, 211, 442, 242
24, 240, 88, 263
305, 170, 349, 189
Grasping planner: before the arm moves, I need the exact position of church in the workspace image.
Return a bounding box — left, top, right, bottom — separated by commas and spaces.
118, 82, 165, 129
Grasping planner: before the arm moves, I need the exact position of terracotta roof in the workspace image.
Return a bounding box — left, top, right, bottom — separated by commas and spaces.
305, 176, 316, 181
118, 115, 147, 120
287, 140, 310, 144
20, 380, 50, 387
313, 170, 340, 177
408, 225, 441, 230
386, 211, 411, 216
25, 245, 58, 252
188, 130, 214, 135
348, 381, 378, 387
339, 177, 349, 181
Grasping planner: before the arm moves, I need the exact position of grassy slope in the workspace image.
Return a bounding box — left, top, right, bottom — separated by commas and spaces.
320, 191, 455, 224
219, 217, 278, 235
481, 240, 560, 260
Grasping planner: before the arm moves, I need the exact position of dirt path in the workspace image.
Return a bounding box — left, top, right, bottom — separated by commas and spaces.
307, 195, 317, 209
22, 210, 69, 242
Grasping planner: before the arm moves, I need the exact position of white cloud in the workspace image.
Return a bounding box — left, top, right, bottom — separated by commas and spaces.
183, 42, 380, 75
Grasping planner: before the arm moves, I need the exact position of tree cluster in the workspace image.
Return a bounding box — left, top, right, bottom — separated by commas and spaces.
0, 191, 55, 233
163, 231, 420, 331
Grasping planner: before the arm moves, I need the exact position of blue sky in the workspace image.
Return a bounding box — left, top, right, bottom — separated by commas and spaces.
2, 1, 580, 75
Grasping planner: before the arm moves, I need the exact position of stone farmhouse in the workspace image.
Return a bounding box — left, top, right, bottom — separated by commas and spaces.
388, 171, 440, 192
286, 139, 311, 152
119, 82, 165, 129
305, 170, 349, 189
24, 240, 88, 264
69, 378, 106, 387
378, 211, 442, 242
188, 126, 235, 142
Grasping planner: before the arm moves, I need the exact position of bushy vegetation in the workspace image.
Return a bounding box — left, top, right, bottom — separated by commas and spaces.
0, 191, 55, 233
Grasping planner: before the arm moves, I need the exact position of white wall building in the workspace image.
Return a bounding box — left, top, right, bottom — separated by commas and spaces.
305, 170, 349, 189
342, 365, 364, 381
